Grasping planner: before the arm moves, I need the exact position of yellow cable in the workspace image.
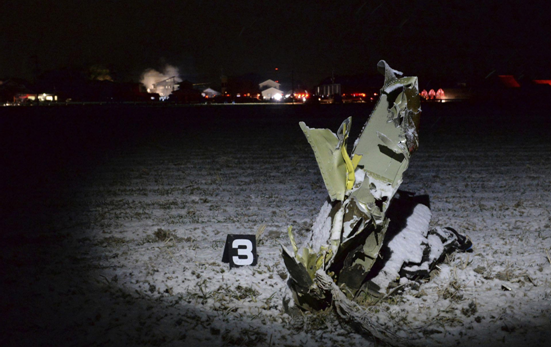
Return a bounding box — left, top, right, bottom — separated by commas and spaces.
340, 122, 362, 191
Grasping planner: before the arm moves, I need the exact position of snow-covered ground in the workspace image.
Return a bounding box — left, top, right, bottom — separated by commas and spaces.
2, 103, 551, 346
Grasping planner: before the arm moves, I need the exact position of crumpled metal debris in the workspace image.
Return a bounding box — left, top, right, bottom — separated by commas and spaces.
282, 60, 422, 310
365, 192, 472, 295
281, 61, 471, 318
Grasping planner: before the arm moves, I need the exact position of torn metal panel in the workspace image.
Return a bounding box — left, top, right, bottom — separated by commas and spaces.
353, 78, 420, 191
299, 116, 357, 202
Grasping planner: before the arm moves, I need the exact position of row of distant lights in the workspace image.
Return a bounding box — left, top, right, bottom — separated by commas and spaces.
3, 89, 446, 106
344, 92, 377, 101
228, 91, 310, 102
3, 93, 57, 106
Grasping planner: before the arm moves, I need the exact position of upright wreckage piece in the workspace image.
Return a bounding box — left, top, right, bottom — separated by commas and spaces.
282, 61, 470, 317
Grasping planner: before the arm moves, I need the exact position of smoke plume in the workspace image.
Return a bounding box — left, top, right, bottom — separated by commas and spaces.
140, 64, 182, 98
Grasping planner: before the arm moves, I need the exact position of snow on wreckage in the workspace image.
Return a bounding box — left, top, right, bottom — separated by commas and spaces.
282, 61, 472, 343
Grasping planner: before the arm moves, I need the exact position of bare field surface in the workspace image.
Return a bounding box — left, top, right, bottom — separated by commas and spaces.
2, 104, 551, 346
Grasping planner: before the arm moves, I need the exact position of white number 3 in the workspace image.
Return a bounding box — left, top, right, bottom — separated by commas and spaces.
232, 239, 254, 266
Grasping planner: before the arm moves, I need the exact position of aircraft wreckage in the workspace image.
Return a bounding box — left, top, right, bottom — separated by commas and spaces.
282, 61, 471, 339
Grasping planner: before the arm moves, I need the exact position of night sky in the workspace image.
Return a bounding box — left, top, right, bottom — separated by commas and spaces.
2, 0, 549, 87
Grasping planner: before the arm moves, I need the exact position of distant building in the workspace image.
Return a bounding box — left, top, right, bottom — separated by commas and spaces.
202, 88, 221, 99
169, 80, 202, 103
259, 79, 280, 90
532, 80, 551, 86
152, 76, 179, 97
316, 74, 381, 101
480, 73, 551, 104
261, 87, 283, 100
317, 83, 341, 98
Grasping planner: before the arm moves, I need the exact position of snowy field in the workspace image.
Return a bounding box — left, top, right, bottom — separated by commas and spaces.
2, 103, 551, 346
